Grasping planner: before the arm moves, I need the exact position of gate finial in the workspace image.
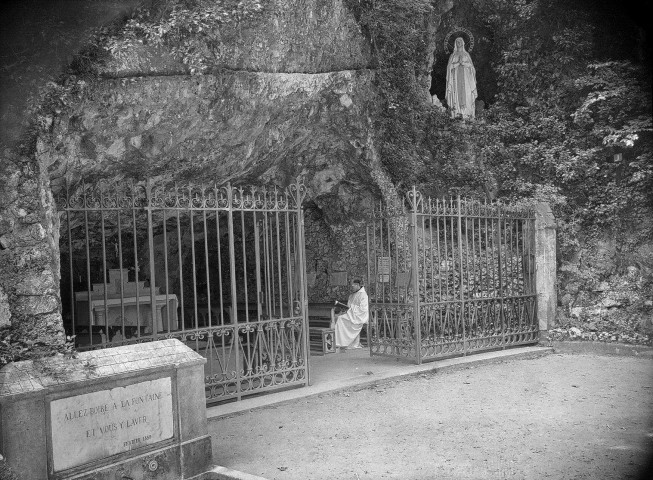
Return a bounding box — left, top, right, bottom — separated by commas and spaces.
288, 177, 307, 207
405, 186, 423, 212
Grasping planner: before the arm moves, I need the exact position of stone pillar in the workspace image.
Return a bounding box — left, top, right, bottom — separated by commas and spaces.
0, 152, 64, 350
534, 202, 557, 331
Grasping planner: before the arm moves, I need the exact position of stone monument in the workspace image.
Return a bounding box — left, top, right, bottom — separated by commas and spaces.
0, 339, 213, 479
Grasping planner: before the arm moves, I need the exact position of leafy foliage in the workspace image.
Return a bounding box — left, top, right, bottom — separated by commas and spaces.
0, 327, 77, 369
345, 0, 437, 188
355, 0, 651, 263
473, 0, 652, 259
100, 0, 264, 74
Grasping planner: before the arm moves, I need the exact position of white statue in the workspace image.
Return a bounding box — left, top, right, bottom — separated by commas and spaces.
446, 37, 477, 119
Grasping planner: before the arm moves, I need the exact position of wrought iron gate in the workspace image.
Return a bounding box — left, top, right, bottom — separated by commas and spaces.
366, 188, 538, 363
59, 179, 309, 404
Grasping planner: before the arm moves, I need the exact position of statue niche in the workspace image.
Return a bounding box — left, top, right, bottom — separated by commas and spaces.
445, 36, 477, 119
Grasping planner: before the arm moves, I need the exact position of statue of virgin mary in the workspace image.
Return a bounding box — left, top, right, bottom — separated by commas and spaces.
446, 37, 477, 119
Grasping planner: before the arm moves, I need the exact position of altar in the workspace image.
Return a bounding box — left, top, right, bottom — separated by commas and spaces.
74, 269, 178, 338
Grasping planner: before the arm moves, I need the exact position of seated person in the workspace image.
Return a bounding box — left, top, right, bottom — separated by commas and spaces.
332, 279, 369, 350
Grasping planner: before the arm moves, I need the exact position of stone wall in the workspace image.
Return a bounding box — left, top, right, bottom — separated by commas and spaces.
551, 233, 653, 345
0, 150, 64, 348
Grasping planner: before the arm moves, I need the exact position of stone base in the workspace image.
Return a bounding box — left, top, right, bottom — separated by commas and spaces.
0, 339, 214, 480
66, 435, 212, 480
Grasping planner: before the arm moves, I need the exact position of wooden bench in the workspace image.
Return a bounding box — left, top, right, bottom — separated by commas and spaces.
310, 302, 370, 350
306, 303, 337, 355
306, 303, 335, 355
307, 303, 336, 327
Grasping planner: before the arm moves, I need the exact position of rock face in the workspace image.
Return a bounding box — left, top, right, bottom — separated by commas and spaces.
99, 0, 373, 76
0, 0, 142, 148
44, 69, 381, 219
0, 0, 441, 343
0, 150, 64, 347
39, 0, 405, 218
555, 234, 653, 345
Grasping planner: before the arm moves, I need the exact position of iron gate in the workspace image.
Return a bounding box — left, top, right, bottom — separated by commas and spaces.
58, 179, 309, 404
366, 188, 538, 363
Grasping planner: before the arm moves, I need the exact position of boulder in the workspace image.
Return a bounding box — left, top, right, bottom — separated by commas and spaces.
569, 327, 582, 338
570, 307, 583, 319
639, 316, 653, 337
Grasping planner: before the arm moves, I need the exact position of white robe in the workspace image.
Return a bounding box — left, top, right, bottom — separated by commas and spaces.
334, 287, 369, 348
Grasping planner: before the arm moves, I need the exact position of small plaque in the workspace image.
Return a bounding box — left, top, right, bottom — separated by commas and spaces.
50, 377, 174, 472
378, 257, 391, 283
396, 271, 412, 288
330, 271, 348, 286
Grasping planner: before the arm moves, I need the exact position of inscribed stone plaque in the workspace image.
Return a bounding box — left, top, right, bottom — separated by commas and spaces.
50, 377, 174, 472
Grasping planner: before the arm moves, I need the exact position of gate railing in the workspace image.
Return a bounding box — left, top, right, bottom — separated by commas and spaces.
58, 179, 309, 403
367, 188, 538, 364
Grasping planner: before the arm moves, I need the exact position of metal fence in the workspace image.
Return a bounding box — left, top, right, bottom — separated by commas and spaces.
58, 179, 309, 403
366, 188, 538, 363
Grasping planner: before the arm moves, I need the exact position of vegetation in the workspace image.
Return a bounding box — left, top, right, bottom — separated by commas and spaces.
345, 0, 651, 341
476, 0, 651, 250
0, 328, 76, 368
348, 0, 651, 254
98, 0, 265, 74
474, 2, 651, 342
345, 0, 437, 189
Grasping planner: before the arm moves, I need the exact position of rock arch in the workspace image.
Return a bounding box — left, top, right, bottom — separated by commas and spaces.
0, 0, 442, 350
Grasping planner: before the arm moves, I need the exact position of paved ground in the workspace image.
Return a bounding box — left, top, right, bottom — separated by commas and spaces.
207, 346, 554, 420
208, 346, 653, 480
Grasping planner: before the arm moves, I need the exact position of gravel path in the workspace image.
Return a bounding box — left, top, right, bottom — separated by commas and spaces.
209, 352, 653, 480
